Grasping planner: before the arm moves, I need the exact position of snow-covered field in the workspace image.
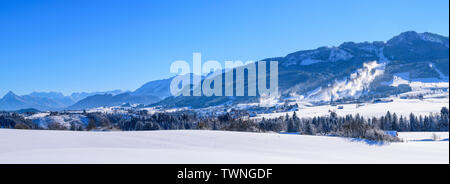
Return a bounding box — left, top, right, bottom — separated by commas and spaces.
257, 97, 449, 119
398, 132, 449, 142
0, 129, 447, 164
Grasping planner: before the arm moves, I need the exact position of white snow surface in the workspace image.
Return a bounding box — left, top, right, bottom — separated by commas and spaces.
257, 97, 449, 119
382, 65, 449, 89
398, 132, 449, 142
24, 112, 50, 120
306, 61, 385, 102
382, 72, 410, 87
0, 129, 447, 164
86, 106, 129, 114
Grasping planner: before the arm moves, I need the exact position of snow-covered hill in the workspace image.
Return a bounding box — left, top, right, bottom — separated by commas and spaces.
0, 129, 447, 164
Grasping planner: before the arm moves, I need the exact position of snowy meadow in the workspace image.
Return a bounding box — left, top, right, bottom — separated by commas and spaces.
0, 129, 447, 164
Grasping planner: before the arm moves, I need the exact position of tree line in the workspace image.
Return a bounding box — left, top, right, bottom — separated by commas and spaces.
1, 107, 448, 142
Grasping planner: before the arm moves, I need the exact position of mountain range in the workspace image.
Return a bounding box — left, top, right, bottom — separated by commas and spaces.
154, 31, 449, 108
0, 90, 127, 111
67, 92, 160, 110
1, 31, 448, 111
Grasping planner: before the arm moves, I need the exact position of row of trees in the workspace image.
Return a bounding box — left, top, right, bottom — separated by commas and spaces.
259, 107, 449, 133
256, 107, 448, 141
371, 107, 449, 132
0, 112, 36, 129
1, 107, 448, 142
90, 107, 448, 141
259, 112, 400, 141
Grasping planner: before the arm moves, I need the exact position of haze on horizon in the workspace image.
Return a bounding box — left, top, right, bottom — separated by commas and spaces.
1, 0, 449, 97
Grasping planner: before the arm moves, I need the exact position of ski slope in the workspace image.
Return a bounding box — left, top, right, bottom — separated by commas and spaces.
0, 129, 447, 164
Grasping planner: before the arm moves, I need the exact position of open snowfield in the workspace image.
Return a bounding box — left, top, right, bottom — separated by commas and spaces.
398, 132, 449, 142
0, 129, 448, 164
257, 97, 449, 119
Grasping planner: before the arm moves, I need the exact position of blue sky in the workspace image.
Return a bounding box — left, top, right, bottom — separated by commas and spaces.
0, 0, 448, 97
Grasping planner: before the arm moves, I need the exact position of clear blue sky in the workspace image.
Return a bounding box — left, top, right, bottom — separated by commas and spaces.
1, 0, 448, 97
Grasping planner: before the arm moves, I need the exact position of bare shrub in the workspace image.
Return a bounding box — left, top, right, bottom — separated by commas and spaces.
432, 133, 440, 141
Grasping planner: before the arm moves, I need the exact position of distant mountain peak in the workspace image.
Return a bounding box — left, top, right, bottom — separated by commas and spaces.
68, 92, 160, 110
419, 32, 449, 46
387, 31, 420, 44
4, 91, 18, 98
388, 31, 449, 47
400, 30, 419, 35
132, 77, 175, 99
29, 91, 66, 99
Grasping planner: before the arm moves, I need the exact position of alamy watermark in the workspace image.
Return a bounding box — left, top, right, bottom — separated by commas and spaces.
170, 53, 279, 98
